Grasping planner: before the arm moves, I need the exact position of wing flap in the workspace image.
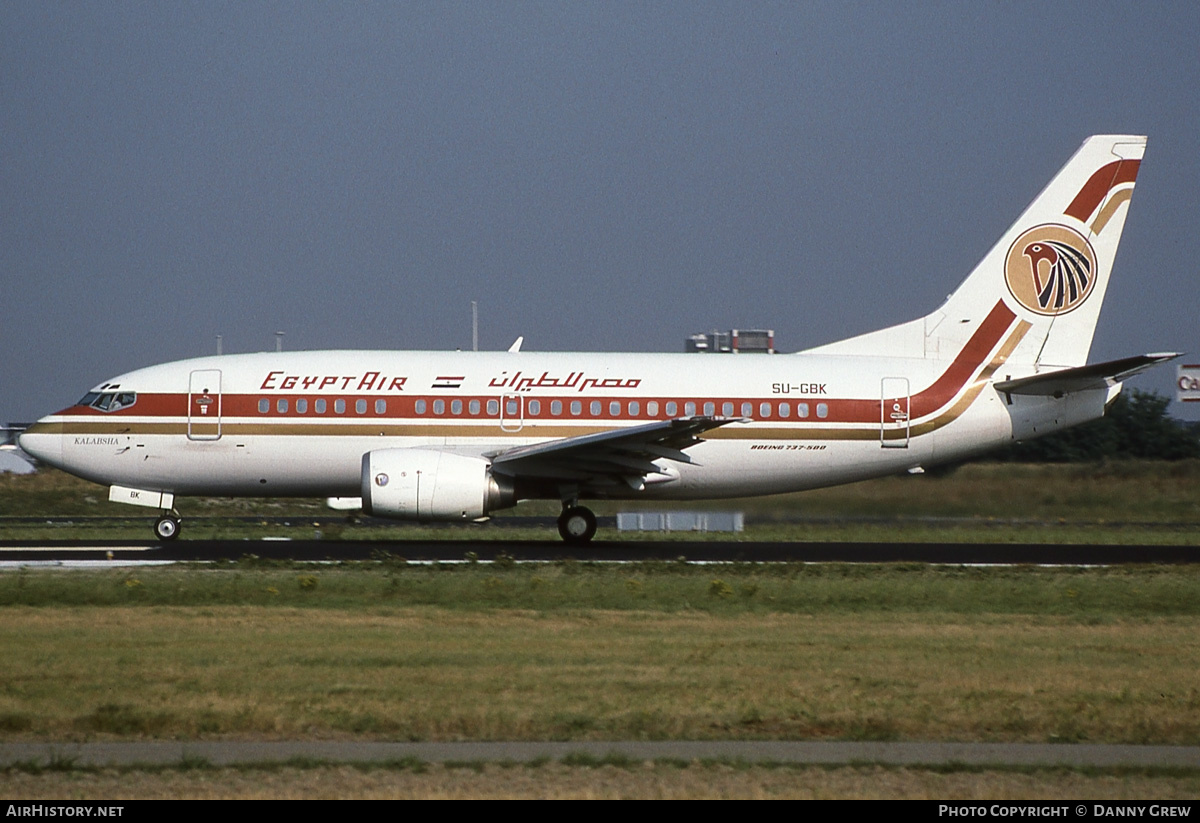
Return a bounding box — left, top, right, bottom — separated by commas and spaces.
490, 416, 744, 484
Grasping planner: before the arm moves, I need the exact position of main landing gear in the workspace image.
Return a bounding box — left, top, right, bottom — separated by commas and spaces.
557, 505, 597, 544
154, 512, 181, 541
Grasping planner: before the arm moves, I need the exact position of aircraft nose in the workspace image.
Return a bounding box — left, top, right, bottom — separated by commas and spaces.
18, 421, 64, 468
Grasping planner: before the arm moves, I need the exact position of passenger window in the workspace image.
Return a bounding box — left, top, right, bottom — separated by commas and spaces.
297, 399, 308, 414
590, 400, 602, 416
277, 398, 288, 414
759, 402, 771, 418
647, 401, 659, 416
487, 399, 499, 416
703, 401, 715, 416
375, 399, 387, 414
779, 402, 790, 418
609, 401, 620, 416
741, 402, 752, 417
685, 402, 696, 416
258, 398, 269, 414
469, 399, 480, 415
315, 398, 327, 414
415, 399, 427, 414
665, 401, 677, 416
798, 403, 809, 418
433, 399, 445, 415
356, 399, 368, 414
451, 399, 462, 415
528, 399, 540, 415
817, 403, 829, 419
551, 400, 562, 416
722, 401, 733, 416
334, 399, 346, 415
629, 401, 640, 415
570, 400, 581, 416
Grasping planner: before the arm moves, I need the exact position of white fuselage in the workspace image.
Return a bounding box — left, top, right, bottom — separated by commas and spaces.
19, 313, 1106, 506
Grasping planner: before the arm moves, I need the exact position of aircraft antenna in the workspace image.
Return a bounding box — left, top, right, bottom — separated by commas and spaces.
472, 301, 478, 352
275, 331, 285, 352
216, 335, 223, 355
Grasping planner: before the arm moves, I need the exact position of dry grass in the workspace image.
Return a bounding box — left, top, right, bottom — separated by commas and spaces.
3, 763, 1199, 799
2, 607, 1198, 744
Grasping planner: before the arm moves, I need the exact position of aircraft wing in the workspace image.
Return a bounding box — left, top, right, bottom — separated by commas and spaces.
993, 353, 1180, 397
488, 416, 745, 490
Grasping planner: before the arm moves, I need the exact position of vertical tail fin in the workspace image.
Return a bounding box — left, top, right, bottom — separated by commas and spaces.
805, 136, 1146, 368
930, 135, 1146, 368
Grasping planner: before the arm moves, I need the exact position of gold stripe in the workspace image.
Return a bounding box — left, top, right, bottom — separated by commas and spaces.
21, 421, 63, 436
910, 383, 986, 437
909, 318, 1031, 437
978, 319, 1031, 381
1090, 188, 1133, 235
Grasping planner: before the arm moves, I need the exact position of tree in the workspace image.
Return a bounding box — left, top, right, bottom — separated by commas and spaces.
996, 390, 1200, 462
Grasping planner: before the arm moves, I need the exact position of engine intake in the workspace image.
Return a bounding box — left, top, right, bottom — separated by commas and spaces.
361, 449, 515, 520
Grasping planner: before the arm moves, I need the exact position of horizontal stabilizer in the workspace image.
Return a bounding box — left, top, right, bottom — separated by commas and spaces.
993, 353, 1180, 397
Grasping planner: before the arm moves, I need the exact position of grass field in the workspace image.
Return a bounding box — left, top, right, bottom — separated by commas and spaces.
2, 563, 1198, 744
3, 463, 1200, 798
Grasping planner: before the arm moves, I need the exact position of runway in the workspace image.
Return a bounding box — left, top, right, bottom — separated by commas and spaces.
1, 537, 1198, 563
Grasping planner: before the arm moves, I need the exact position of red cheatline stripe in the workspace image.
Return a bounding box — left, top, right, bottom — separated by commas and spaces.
814, 301, 1016, 423
1064, 160, 1140, 222
51, 304, 1016, 428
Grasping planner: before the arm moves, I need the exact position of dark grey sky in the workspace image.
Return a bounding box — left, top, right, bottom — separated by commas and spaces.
4, 2, 1200, 422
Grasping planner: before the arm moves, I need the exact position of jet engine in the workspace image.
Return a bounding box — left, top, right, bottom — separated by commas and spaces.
361, 449, 515, 520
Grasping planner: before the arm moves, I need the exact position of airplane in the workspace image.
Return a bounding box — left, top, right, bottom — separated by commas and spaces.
20, 135, 1177, 544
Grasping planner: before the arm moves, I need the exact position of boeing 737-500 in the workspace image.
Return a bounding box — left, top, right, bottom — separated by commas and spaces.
20, 135, 1175, 543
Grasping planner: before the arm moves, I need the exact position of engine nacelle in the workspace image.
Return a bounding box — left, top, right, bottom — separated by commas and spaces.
361, 448, 515, 521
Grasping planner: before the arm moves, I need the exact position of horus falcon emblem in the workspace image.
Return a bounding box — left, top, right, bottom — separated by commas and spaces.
1022, 239, 1092, 311
1003, 224, 1098, 316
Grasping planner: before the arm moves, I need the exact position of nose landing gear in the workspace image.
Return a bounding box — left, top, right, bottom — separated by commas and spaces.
153, 512, 181, 541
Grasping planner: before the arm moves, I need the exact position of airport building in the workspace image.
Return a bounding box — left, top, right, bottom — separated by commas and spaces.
684, 329, 775, 354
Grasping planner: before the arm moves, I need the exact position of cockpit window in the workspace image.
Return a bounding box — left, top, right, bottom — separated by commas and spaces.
78, 392, 137, 412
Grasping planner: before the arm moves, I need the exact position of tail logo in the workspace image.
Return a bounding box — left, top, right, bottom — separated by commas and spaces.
1004, 224, 1098, 316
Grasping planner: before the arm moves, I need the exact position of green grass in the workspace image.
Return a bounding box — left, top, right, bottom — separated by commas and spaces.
2, 561, 1199, 616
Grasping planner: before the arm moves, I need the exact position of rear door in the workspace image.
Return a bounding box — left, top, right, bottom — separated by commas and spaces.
880, 377, 910, 449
